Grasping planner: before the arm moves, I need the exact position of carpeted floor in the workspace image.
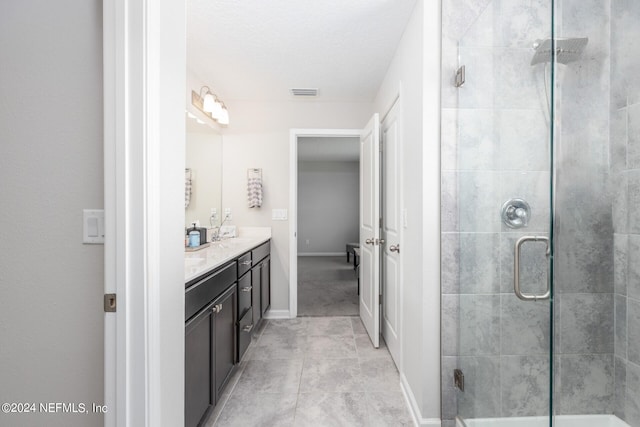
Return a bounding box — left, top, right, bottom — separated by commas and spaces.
297, 256, 359, 317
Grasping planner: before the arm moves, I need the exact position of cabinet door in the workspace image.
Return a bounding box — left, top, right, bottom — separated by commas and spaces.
261, 257, 270, 315
251, 265, 262, 325
213, 286, 237, 401
185, 305, 214, 427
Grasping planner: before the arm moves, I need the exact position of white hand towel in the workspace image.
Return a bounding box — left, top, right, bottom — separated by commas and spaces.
247, 177, 262, 208
185, 170, 192, 208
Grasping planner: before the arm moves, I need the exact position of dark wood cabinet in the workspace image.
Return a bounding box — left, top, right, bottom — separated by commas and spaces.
185, 239, 270, 426
185, 266, 237, 427
261, 256, 271, 316
251, 264, 262, 329
237, 273, 252, 319
213, 286, 237, 401
185, 303, 214, 427
237, 309, 253, 361
250, 240, 271, 328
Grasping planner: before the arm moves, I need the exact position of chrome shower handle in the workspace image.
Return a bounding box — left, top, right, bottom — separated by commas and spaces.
514, 235, 550, 301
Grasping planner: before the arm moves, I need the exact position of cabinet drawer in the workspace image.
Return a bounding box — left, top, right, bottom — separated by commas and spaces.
237, 309, 253, 362
237, 273, 252, 318
252, 241, 270, 264
185, 261, 237, 321
237, 252, 252, 278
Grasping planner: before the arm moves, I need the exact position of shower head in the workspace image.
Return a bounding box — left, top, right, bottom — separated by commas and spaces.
530, 37, 588, 65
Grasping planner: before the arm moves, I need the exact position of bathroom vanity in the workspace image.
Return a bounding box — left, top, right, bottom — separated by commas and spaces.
184, 233, 271, 427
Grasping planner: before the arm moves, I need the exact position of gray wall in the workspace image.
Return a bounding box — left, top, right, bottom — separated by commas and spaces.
611, 0, 640, 423
0, 1, 104, 426
297, 161, 359, 254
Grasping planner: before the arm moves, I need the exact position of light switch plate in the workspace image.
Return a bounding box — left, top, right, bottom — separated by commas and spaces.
272, 209, 288, 221
83, 209, 105, 244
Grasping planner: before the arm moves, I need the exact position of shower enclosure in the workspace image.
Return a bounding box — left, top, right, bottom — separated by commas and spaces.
441, 1, 640, 426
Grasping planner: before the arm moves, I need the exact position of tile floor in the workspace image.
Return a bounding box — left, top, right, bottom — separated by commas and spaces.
206, 316, 414, 427
298, 256, 359, 317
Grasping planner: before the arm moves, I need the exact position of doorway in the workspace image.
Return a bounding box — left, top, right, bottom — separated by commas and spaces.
296, 136, 361, 316
289, 129, 361, 318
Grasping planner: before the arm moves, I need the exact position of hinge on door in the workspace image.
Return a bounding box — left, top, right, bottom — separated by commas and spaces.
104, 293, 117, 312
379, 217, 383, 228
454, 369, 464, 391
454, 65, 466, 87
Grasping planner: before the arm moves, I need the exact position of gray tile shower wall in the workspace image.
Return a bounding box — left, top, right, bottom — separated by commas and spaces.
440, 0, 556, 421
441, 0, 625, 424
611, 0, 640, 424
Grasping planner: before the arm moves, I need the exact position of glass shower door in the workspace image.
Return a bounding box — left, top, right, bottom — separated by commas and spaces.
441, 1, 555, 425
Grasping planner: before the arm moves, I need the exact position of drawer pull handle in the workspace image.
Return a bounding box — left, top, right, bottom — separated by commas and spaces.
241, 260, 252, 266
241, 286, 252, 292
242, 324, 254, 333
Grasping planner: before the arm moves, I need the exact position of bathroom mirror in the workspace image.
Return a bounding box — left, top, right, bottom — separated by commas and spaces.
185, 117, 223, 229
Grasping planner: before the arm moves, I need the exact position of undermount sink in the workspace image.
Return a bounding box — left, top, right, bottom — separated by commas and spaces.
209, 237, 252, 248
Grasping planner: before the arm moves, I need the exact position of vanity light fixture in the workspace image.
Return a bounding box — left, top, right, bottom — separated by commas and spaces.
218, 102, 229, 125
192, 86, 230, 125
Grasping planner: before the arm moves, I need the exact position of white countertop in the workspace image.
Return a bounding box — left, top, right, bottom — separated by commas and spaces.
184, 227, 271, 284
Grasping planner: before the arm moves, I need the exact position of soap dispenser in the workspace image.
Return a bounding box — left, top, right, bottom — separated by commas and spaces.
188, 223, 200, 248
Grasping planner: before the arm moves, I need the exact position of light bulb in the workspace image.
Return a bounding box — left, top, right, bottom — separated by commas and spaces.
202, 93, 216, 112
210, 99, 223, 119
218, 107, 229, 125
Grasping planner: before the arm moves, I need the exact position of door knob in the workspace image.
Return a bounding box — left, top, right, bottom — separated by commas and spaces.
365, 238, 374, 245
377, 239, 385, 245
389, 244, 400, 253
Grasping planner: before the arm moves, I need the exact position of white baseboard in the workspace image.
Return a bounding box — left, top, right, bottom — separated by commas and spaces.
298, 252, 345, 257
262, 309, 292, 319
400, 373, 442, 427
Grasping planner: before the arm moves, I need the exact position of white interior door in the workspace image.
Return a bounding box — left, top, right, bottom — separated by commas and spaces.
359, 113, 381, 348
381, 100, 401, 367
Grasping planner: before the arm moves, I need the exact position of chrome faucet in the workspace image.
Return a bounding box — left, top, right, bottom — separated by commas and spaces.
210, 213, 231, 242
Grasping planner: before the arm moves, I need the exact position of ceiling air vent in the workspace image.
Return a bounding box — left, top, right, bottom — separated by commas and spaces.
290, 88, 318, 97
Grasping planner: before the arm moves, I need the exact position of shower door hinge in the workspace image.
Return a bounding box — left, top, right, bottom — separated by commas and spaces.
455, 65, 465, 87
454, 369, 464, 392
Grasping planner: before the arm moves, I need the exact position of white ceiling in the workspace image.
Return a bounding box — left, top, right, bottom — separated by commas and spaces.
298, 137, 359, 162
187, 0, 417, 102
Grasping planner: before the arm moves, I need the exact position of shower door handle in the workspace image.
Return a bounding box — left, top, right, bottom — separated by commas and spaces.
514, 235, 550, 301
